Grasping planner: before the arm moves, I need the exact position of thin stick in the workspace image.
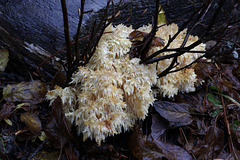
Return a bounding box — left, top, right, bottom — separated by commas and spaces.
27, 139, 47, 160
37, 32, 112, 74
61, 0, 72, 83
75, 0, 85, 63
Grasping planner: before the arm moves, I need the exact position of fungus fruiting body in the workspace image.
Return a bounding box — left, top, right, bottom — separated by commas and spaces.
46, 23, 205, 145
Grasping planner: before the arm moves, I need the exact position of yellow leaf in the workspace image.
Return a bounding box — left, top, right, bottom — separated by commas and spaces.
20, 112, 42, 135
158, 6, 167, 24
38, 131, 47, 141
3, 80, 47, 104
4, 118, 12, 126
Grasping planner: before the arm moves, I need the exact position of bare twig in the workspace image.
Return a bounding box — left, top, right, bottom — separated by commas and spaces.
74, 0, 85, 64
61, 0, 73, 83
27, 139, 47, 160
139, 0, 160, 61
125, 5, 132, 23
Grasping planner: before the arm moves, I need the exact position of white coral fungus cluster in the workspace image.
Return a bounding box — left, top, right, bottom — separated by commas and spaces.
138, 23, 205, 97
46, 23, 205, 145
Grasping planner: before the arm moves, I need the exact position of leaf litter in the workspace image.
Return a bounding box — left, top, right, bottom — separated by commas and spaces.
0, 58, 239, 160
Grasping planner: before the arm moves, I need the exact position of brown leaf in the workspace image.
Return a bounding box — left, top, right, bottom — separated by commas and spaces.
129, 30, 146, 41
20, 112, 42, 135
45, 97, 74, 149
51, 70, 66, 89
129, 125, 193, 160
231, 125, 240, 150
150, 113, 168, 140
64, 142, 79, 160
193, 125, 224, 159
153, 101, 193, 128
176, 90, 209, 113
0, 102, 15, 120
194, 61, 215, 83
3, 80, 47, 104
151, 37, 165, 47
225, 148, 240, 160
33, 151, 60, 160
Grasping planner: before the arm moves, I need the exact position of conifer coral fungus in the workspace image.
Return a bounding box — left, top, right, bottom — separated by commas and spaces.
46, 23, 205, 145
138, 23, 205, 98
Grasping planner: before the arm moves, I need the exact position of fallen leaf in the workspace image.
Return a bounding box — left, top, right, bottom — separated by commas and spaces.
193, 125, 224, 159
4, 119, 13, 126
152, 37, 165, 47
0, 48, 9, 72
3, 80, 47, 104
0, 102, 15, 121
51, 70, 66, 88
38, 131, 47, 142
150, 113, 168, 140
64, 142, 79, 160
153, 101, 193, 128
211, 108, 222, 118
224, 147, 240, 160
158, 6, 166, 24
20, 112, 42, 135
231, 124, 240, 150
176, 90, 209, 113
45, 97, 74, 149
207, 93, 221, 106
129, 30, 146, 41
34, 151, 60, 160
129, 125, 193, 160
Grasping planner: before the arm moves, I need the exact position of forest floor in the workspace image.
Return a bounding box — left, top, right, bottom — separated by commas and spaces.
0, 45, 240, 160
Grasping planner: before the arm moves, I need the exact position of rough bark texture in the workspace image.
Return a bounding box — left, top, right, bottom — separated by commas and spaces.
0, 0, 111, 83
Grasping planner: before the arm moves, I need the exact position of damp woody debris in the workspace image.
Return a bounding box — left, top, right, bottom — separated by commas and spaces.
46, 23, 205, 145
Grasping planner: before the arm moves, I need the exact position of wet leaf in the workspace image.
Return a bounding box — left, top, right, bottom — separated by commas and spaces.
64, 142, 79, 160
176, 90, 209, 113
224, 148, 240, 160
194, 61, 215, 83
211, 108, 222, 118
0, 137, 6, 155
45, 97, 74, 149
231, 124, 240, 149
207, 93, 221, 106
158, 6, 166, 24
34, 151, 60, 160
0, 102, 15, 121
38, 131, 47, 142
153, 101, 193, 128
193, 125, 224, 159
128, 30, 165, 60
151, 113, 168, 140
20, 112, 42, 135
129, 125, 192, 160
4, 119, 12, 126
0, 48, 9, 72
51, 70, 66, 88
209, 85, 221, 92
129, 30, 146, 41
3, 80, 47, 104
151, 37, 165, 47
